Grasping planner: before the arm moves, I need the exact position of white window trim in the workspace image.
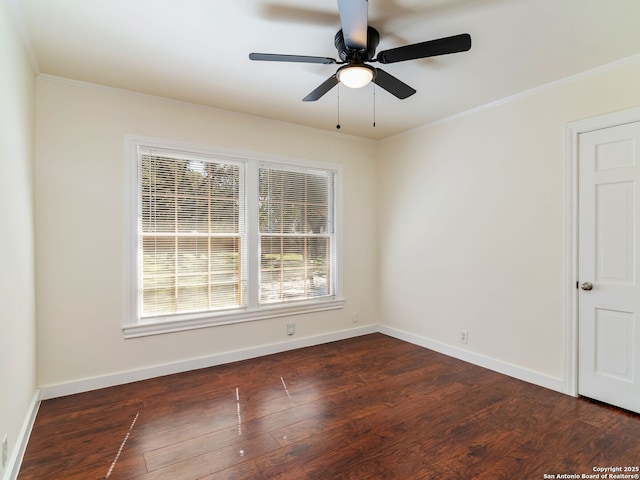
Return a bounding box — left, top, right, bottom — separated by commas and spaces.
123, 135, 344, 339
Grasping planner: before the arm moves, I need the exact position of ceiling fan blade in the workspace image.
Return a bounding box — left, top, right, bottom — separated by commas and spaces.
376, 33, 471, 64
303, 75, 339, 102
249, 53, 337, 64
337, 0, 368, 50
373, 68, 416, 99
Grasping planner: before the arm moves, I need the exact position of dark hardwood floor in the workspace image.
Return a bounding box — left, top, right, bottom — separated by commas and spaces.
18, 334, 640, 479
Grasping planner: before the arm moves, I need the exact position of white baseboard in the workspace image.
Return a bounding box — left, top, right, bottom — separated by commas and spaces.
3, 390, 40, 480
379, 325, 565, 393
40, 325, 378, 400
40, 324, 565, 400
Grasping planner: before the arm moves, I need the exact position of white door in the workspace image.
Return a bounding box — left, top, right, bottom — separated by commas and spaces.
578, 121, 640, 414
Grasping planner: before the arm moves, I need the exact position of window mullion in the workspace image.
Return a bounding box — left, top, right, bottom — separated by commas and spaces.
174, 165, 179, 305
279, 172, 284, 302
245, 161, 260, 310
304, 176, 308, 297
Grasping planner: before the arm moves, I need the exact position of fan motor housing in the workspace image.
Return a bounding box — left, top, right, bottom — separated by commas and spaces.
334, 26, 380, 63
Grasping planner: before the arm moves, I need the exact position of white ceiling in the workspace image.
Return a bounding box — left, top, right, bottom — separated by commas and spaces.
12, 0, 640, 140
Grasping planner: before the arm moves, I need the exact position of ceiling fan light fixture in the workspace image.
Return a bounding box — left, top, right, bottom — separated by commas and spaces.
337, 65, 374, 88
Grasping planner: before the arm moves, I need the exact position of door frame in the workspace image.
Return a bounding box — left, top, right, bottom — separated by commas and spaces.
563, 105, 640, 396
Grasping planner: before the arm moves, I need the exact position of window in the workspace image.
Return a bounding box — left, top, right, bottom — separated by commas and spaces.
139, 150, 246, 317
124, 137, 343, 337
259, 165, 334, 304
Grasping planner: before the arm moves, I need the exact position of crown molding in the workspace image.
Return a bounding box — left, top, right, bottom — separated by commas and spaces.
37, 74, 376, 145
381, 52, 640, 143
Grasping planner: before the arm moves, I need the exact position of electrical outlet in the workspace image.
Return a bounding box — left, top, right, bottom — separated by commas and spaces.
286, 323, 295, 336
2, 434, 7, 468
460, 330, 468, 345
352, 312, 359, 324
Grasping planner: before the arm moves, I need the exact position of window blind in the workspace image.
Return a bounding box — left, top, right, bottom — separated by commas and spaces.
258, 163, 335, 304
138, 147, 246, 318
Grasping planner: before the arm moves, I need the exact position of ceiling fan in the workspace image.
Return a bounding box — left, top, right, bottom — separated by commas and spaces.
249, 0, 472, 102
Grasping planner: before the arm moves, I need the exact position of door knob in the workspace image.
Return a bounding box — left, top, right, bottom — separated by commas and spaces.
580, 282, 594, 291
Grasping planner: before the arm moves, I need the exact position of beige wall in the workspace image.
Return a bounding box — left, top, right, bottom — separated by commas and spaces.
377, 57, 640, 380
0, 0, 37, 476
35, 77, 379, 388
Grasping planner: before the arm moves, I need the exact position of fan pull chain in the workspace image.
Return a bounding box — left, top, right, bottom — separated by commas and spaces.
336, 84, 341, 130
373, 84, 376, 127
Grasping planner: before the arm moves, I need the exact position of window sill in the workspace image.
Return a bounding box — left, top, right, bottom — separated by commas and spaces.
123, 298, 345, 339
